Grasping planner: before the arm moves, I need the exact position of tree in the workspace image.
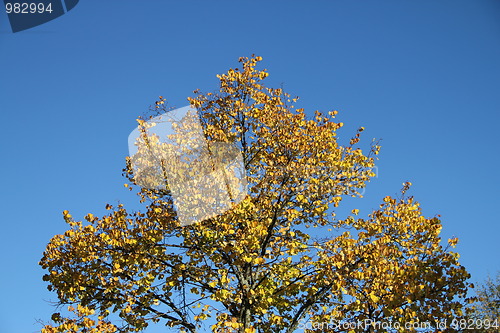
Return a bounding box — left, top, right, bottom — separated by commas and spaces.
462, 272, 500, 333
475, 272, 500, 324
40, 56, 473, 333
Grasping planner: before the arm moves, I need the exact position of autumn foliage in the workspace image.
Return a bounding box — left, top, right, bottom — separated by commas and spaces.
40, 56, 472, 333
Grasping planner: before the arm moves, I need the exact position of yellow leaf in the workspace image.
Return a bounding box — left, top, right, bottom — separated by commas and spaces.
369, 293, 380, 303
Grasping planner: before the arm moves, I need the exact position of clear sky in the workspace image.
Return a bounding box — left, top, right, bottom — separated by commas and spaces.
1, 1, 499, 332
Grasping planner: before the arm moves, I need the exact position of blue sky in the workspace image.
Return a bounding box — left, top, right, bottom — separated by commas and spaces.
1, 1, 499, 332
